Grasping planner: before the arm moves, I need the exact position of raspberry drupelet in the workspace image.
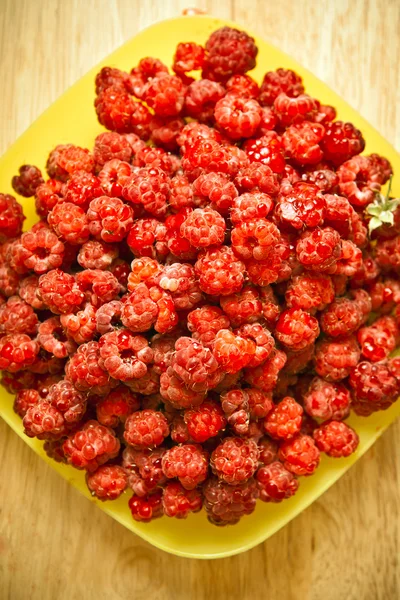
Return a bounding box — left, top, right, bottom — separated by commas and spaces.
86, 464, 128, 501
162, 444, 209, 489
256, 462, 299, 502
314, 421, 359, 458
124, 409, 169, 449
63, 420, 120, 472
203, 476, 259, 525
162, 482, 203, 519
211, 437, 259, 485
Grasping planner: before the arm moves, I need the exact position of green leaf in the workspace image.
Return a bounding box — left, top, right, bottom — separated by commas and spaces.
368, 216, 383, 235
366, 204, 383, 217
379, 210, 395, 225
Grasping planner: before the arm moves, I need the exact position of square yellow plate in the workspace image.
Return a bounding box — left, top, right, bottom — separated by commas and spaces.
0, 15, 399, 560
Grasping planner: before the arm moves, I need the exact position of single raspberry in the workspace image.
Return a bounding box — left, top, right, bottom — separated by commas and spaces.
337, 155, 381, 207
279, 434, 320, 476
121, 283, 178, 334
245, 388, 273, 419
303, 377, 351, 421
182, 138, 245, 182
34, 179, 65, 217
184, 400, 227, 443
97, 159, 132, 197
12, 165, 44, 197
130, 57, 169, 99
109, 260, 130, 292
187, 305, 230, 348
75, 269, 120, 307
129, 491, 163, 522
63, 170, 103, 209
214, 95, 262, 140
10, 227, 65, 275
263, 397, 303, 440
23, 401, 65, 440
43, 438, 67, 463
95, 86, 151, 137
162, 443, 208, 489
351, 255, 381, 287
0, 333, 39, 372
127, 257, 163, 291
203, 476, 258, 525
180, 207, 226, 248
99, 329, 153, 383
77, 240, 118, 271
321, 121, 365, 166
149, 116, 185, 151
14, 388, 40, 418
123, 445, 167, 495
65, 341, 114, 396
122, 166, 169, 218
368, 153, 393, 185
313, 421, 359, 458
258, 437, 279, 465
369, 279, 400, 313
37, 316, 76, 358
195, 245, 245, 296
124, 409, 169, 448
275, 182, 326, 231
213, 329, 256, 374
164, 209, 198, 260
143, 74, 185, 117
151, 333, 179, 375
47, 202, 90, 245
162, 481, 202, 518
87, 196, 134, 243
349, 360, 399, 412
127, 219, 167, 261
95, 66, 132, 94
231, 218, 280, 260
258, 68, 304, 106
0, 295, 38, 335
203, 27, 258, 82
226, 74, 260, 98
320, 297, 363, 338
168, 174, 196, 211
275, 308, 319, 351
38, 269, 84, 314
46, 379, 86, 424
301, 168, 338, 193
133, 145, 176, 176
286, 272, 334, 313
156, 262, 203, 311
46, 144, 94, 181
173, 41, 205, 74
256, 462, 299, 502
234, 163, 279, 195
220, 285, 262, 327
243, 136, 286, 173
96, 385, 140, 427
184, 79, 225, 122
296, 226, 341, 272
177, 122, 222, 153
220, 388, 250, 435
171, 336, 222, 391
86, 464, 127, 501
63, 420, 120, 472
375, 236, 400, 273
236, 322, 275, 368
244, 349, 287, 392
211, 437, 259, 485
357, 316, 399, 362
335, 240, 363, 277
160, 367, 206, 409
93, 131, 132, 168
314, 336, 360, 381
282, 121, 325, 165
274, 94, 317, 127
314, 103, 337, 124
230, 192, 274, 224
192, 172, 239, 214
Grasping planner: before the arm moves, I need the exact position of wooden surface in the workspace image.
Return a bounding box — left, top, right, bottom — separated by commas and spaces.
1, 1, 400, 599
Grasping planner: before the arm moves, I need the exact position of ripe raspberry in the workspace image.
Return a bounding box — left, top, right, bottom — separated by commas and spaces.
182, 138, 246, 182
321, 121, 365, 166
77, 240, 117, 271
95, 86, 151, 137
263, 397, 303, 440
12, 165, 44, 198
65, 341, 114, 396
164, 209, 198, 260
93, 131, 132, 167
296, 227, 341, 272
173, 41, 205, 74
34, 179, 65, 217
162, 482, 202, 519
226, 74, 260, 99
274, 94, 317, 127
203, 476, 258, 525
122, 283, 178, 334
0, 263, 20, 298
286, 272, 334, 313
0, 295, 38, 335
243, 136, 285, 173
143, 74, 185, 117
203, 27, 258, 82
170, 415, 191, 444
314, 421, 359, 458
133, 146, 176, 176
171, 336, 222, 391
301, 168, 338, 193
162, 444, 208, 489
168, 174, 196, 210
63, 419, 120, 472
75, 270, 119, 307
214, 95, 262, 140
275, 182, 326, 231
0, 333, 39, 372
236, 322, 275, 368
156, 262, 203, 311
368, 153, 393, 185
184, 400, 227, 443
177, 122, 222, 153
375, 236, 400, 273
244, 348, 287, 392
149, 115, 185, 151
303, 377, 351, 421
234, 163, 279, 195
109, 260, 130, 292
231, 218, 280, 260
320, 297, 363, 338
211, 437, 259, 485
43, 438, 67, 463
220, 388, 250, 435
243, 388, 273, 419
129, 491, 164, 522
151, 333, 179, 375
357, 316, 399, 362
349, 360, 399, 411
184, 79, 225, 122
130, 57, 169, 99
95, 66, 132, 94
37, 316, 75, 358
187, 305, 230, 348
98, 159, 132, 197
314, 103, 337, 124
96, 385, 140, 427
259, 68, 304, 106
337, 155, 381, 207
47, 144, 94, 182
230, 192, 274, 224
124, 409, 169, 448
275, 308, 319, 351
160, 367, 206, 409
123, 445, 166, 495
192, 172, 239, 214
220, 285, 262, 327
10, 227, 65, 275
48, 202, 90, 245
47, 379, 86, 424
14, 388, 40, 418
335, 240, 363, 277
180, 207, 226, 248
213, 329, 256, 374
63, 170, 103, 209
351, 255, 381, 287
1, 369, 37, 396
122, 166, 169, 218
38, 269, 84, 314
369, 279, 400, 313
195, 245, 245, 296
256, 462, 299, 502
99, 329, 152, 382
258, 437, 279, 465
314, 336, 360, 382
86, 464, 127, 501
279, 434, 320, 476
87, 196, 134, 243
282, 121, 325, 165
23, 401, 65, 440
127, 257, 163, 291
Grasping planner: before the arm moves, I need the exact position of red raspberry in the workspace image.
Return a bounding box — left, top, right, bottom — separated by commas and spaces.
0, 295, 38, 335
162, 443, 208, 489
156, 262, 203, 311
164, 209, 198, 260
203, 476, 258, 525
127, 218, 167, 260
95, 86, 151, 137
184, 400, 227, 443
162, 482, 202, 519
351, 255, 380, 287
127, 257, 163, 291
46, 144, 94, 181
0, 195, 24, 243
259, 68, 304, 106
321, 121, 365, 166
43, 438, 67, 463
151, 333, 178, 375
124, 409, 169, 448
243, 136, 285, 173
314, 421, 359, 458
303, 377, 351, 421
63, 419, 120, 472
220, 285, 262, 327
286, 272, 334, 313
368, 153, 393, 185
335, 240, 363, 277
261, 285, 282, 323
98, 159, 132, 197
1, 369, 37, 395
296, 227, 341, 272
275, 308, 319, 351
133, 146, 176, 176
65, 341, 114, 396
314, 336, 360, 381
226, 74, 260, 98
236, 322, 275, 368
256, 462, 299, 502
23, 401, 65, 440
168, 174, 196, 211
47, 379, 86, 424
123, 445, 166, 496
129, 491, 163, 522
213, 329, 256, 373
63, 171, 103, 209
349, 360, 399, 411
264, 397, 303, 440
121, 283, 178, 334
214, 95, 262, 140
160, 367, 206, 409
180, 207, 226, 248
301, 168, 338, 193
77, 240, 118, 271
34, 179, 64, 217
184, 79, 225, 122
203, 27, 258, 82
314, 103, 337, 124
282, 121, 325, 165
275, 182, 326, 231
14, 388, 40, 418
48, 202, 90, 245
375, 236, 400, 273
170, 414, 191, 444
87, 196, 134, 243
122, 166, 169, 218
234, 163, 279, 195
109, 260, 130, 292
99, 329, 153, 383
75, 270, 119, 307
357, 316, 399, 362
86, 464, 127, 501
130, 57, 169, 99
244, 348, 287, 392
245, 389, 273, 419
220, 388, 250, 435
187, 305, 230, 348
149, 115, 184, 151
274, 94, 317, 127
173, 42, 205, 74
143, 75, 185, 117
369, 279, 400, 313
211, 437, 259, 484
182, 138, 245, 182
37, 316, 76, 358
192, 172, 239, 214
320, 297, 363, 338
230, 192, 274, 224
195, 245, 245, 296
172, 336, 222, 391
95, 66, 132, 94
258, 437, 279, 465
0, 264, 20, 298
177, 122, 222, 153
38, 269, 84, 314
279, 434, 320, 476
231, 218, 280, 260
0, 333, 39, 372
337, 155, 381, 207
96, 385, 140, 427
10, 227, 65, 275
258, 107, 279, 134
93, 132, 132, 167
283, 344, 315, 375
12, 165, 44, 198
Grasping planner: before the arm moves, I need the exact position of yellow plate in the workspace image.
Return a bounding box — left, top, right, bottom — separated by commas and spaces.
0, 15, 399, 560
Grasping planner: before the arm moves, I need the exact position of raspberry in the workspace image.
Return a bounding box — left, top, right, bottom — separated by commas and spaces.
236, 322, 275, 368
273, 94, 317, 127
151, 333, 178, 375
23, 401, 66, 440
220, 388, 250, 435
37, 316, 75, 358
47, 379, 86, 424
65, 341, 114, 396
296, 227, 341, 272
86, 464, 127, 501
244, 348, 287, 392
275, 308, 319, 351
279, 434, 320, 476
130, 57, 169, 99
121, 283, 178, 334
335, 240, 363, 277
0, 333, 39, 372
313, 421, 359, 458
177, 122, 222, 153
0, 295, 38, 335
259, 68, 304, 106
143, 75, 185, 117
226, 74, 260, 99
162, 481, 202, 518
12, 165, 44, 198
96, 385, 140, 427
182, 138, 244, 182
195, 245, 245, 296
0, 263, 20, 298
47, 144, 94, 181
258, 437, 279, 465
63, 419, 120, 472
314, 103, 337, 124
320, 297, 363, 338
283, 343, 315, 376
34, 179, 65, 217
275, 182, 326, 231
214, 95, 262, 140
321, 121, 365, 166
351, 255, 380, 287
213, 329, 256, 373
10, 227, 65, 275
357, 316, 399, 362
301, 168, 338, 193
38, 269, 84, 314
314, 336, 360, 381
127, 219, 167, 261
187, 305, 230, 348
243, 136, 286, 173
95, 66, 132, 94
203, 476, 258, 525
286, 272, 334, 313
184, 79, 225, 122
1, 370, 37, 396
349, 360, 399, 412
133, 146, 176, 176
123, 445, 166, 495
203, 27, 258, 82
263, 397, 303, 440
171, 336, 222, 391
245, 388, 273, 419
220, 285, 262, 327
180, 207, 226, 248
43, 438, 67, 463
234, 163, 279, 195
369, 279, 400, 313
109, 260, 130, 292
173, 42, 205, 74
282, 121, 325, 165
129, 491, 163, 522
160, 367, 206, 409
149, 116, 185, 151
192, 172, 238, 214
99, 329, 153, 382
14, 388, 40, 418
211, 437, 259, 484
162, 444, 208, 489
184, 400, 227, 443
63, 171, 103, 209
337, 155, 381, 207
375, 236, 400, 273
127, 257, 163, 291
93, 132, 132, 167
76, 240, 117, 271
122, 166, 169, 218
164, 209, 198, 260
231, 218, 280, 260
230, 192, 274, 224
98, 159, 132, 197
87, 196, 134, 243
95, 86, 151, 137
48, 202, 90, 245
256, 462, 299, 502
124, 409, 169, 448
156, 262, 203, 310
168, 174, 196, 210
75, 269, 119, 307
303, 377, 351, 421
368, 153, 393, 185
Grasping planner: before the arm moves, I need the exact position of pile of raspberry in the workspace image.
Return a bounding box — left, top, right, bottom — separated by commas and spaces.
1, 26, 399, 526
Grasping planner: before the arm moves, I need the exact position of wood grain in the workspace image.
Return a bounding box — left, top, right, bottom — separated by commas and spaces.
1, 1, 399, 599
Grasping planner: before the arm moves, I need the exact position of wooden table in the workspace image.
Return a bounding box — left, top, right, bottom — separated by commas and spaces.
1, 1, 399, 598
